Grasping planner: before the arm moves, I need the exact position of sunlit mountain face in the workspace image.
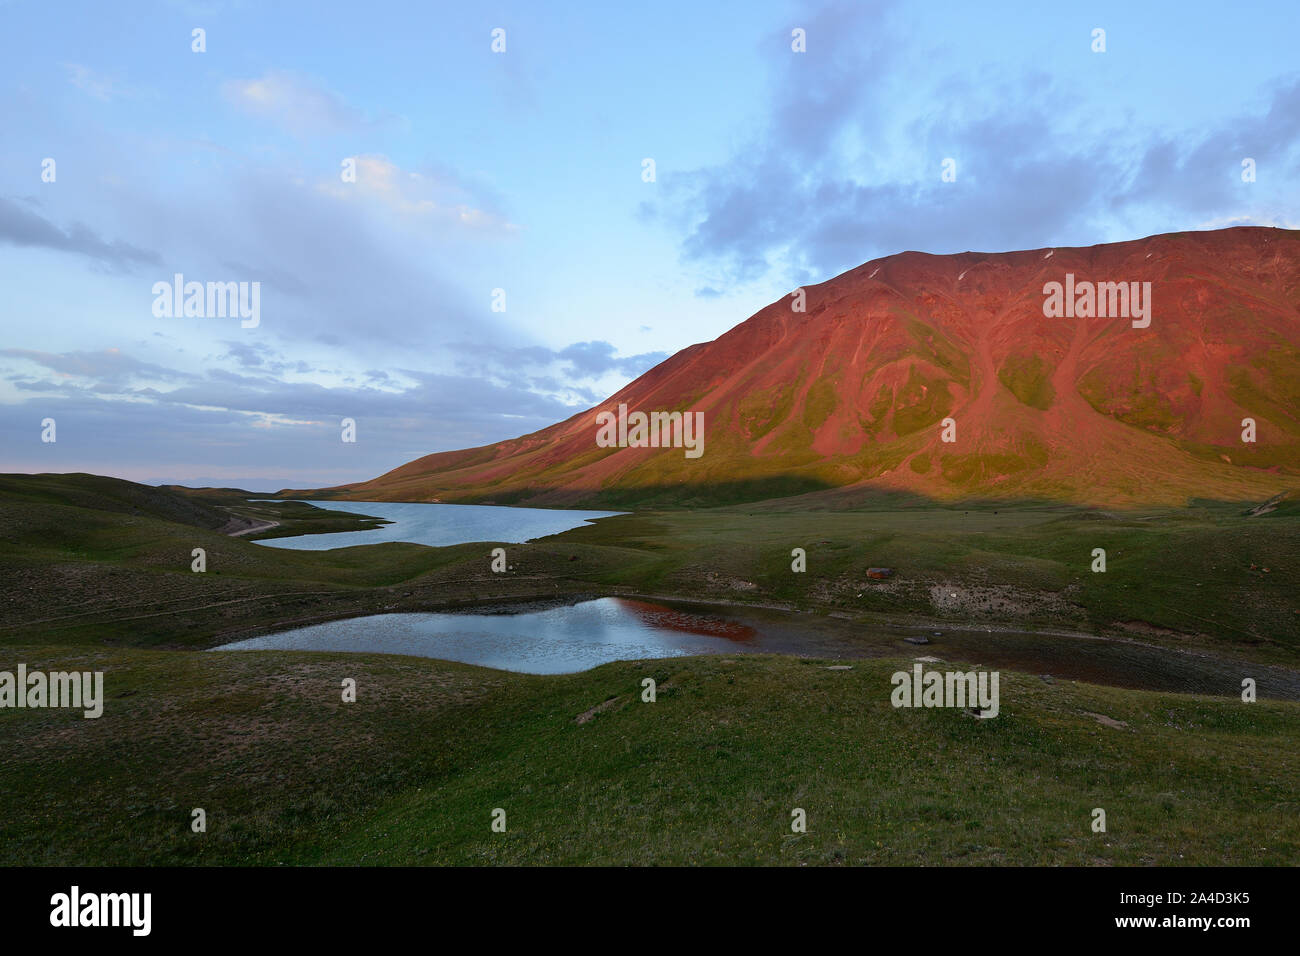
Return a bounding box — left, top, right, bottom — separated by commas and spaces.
291, 227, 1300, 509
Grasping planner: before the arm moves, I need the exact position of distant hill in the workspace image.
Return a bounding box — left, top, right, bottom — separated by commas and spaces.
0, 473, 232, 529
285, 226, 1300, 508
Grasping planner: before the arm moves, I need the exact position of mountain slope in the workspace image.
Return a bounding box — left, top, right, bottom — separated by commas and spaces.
289, 226, 1300, 508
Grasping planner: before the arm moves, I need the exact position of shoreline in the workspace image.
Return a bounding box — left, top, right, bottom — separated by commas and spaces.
193, 589, 1300, 701
225, 518, 281, 537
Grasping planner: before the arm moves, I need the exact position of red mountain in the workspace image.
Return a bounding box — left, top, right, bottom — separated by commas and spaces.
288, 226, 1300, 508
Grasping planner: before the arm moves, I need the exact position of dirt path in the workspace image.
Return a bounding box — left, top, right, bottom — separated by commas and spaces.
224, 519, 281, 536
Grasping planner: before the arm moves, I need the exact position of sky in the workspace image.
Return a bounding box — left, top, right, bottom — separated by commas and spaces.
1, 0, 1297, 490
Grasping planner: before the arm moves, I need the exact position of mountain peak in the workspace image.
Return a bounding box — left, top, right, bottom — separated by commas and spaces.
290, 226, 1300, 508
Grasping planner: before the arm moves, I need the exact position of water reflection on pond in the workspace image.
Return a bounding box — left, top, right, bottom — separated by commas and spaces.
211, 596, 1300, 698
213, 597, 757, 675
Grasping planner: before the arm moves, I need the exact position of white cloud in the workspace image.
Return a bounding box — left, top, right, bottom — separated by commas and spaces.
222, 70, 374, 135
320, 155, 518, 235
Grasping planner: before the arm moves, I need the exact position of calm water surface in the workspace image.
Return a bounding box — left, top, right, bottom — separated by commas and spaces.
210, 597, 1300, 697
213, 598, 757, 674
255, 500, 625, 550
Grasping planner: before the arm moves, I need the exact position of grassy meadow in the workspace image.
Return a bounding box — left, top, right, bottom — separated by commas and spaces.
0, 473, 1297, 865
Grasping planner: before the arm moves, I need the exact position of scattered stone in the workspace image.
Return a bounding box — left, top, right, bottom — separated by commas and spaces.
826, 665, 853, 670
903, 635, 930, 645
1245, 491, 1290, 517
1082, 711, 1128, 729
913, 655, 943, 663
575, 696, 621, 725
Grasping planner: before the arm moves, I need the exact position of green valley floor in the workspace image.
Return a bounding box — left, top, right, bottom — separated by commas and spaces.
1, 474, 1297, 865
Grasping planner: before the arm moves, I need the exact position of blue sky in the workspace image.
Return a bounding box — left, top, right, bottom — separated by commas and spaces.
1, 0, 1297, 489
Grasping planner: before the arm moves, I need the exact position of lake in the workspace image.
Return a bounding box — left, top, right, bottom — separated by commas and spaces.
212, 598, 760, 674
254, 500, 625, 550
209, 596, 1300, 697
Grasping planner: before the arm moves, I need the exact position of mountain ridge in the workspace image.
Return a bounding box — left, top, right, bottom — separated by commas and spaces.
283, 226, 1300, 508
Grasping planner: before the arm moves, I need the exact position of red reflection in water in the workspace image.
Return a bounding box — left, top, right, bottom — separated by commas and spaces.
614, 599, 757, 643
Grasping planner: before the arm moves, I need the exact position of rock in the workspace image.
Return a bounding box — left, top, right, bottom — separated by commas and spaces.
903, 635, 930, 645
1082, 711, 1129, 730
826, 665, 853, 670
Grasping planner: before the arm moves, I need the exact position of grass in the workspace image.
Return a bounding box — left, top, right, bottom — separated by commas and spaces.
0, 473, 1297, 865
998, 354, 1055, 410
2, 646, 1296, 866
2, 477, 1296, 657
